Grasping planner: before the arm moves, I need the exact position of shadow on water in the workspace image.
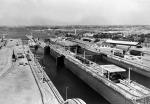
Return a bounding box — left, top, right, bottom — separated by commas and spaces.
35, 48, 110, 104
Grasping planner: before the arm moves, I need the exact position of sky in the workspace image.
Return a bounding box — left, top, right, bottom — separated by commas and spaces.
0, 0, 150, 26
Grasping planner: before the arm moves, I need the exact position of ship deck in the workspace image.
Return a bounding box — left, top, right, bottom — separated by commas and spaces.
0, 39, 63, 104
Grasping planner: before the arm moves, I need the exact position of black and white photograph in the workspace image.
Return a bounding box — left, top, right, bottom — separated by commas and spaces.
0, 0, 150, 104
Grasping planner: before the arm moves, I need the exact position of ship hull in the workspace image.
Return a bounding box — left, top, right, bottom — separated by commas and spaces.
64, 58, 134, 104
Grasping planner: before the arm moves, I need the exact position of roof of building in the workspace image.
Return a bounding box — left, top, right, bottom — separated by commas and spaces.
105, 39, 139, 46
116, 45, 130, 50
100, 64, 126, 73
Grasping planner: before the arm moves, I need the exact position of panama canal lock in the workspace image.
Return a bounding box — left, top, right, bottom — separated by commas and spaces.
44, 46, 50, 55
56, 55, 65, 68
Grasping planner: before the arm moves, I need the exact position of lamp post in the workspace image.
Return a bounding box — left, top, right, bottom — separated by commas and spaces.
83, 49, 86, 59
141, 52, 143, 65
128, 67, 131, 84
75, 46, 77, 55
42, 66, 45, 83
65, 87, 69, 100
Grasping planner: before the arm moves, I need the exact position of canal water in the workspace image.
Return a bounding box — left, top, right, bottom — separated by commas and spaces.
34, 47, 110, 104
34, 47, 150, 104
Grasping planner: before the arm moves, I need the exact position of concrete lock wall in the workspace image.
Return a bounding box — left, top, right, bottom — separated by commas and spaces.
44, 46, 50, 55
56, 55, 65, 68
